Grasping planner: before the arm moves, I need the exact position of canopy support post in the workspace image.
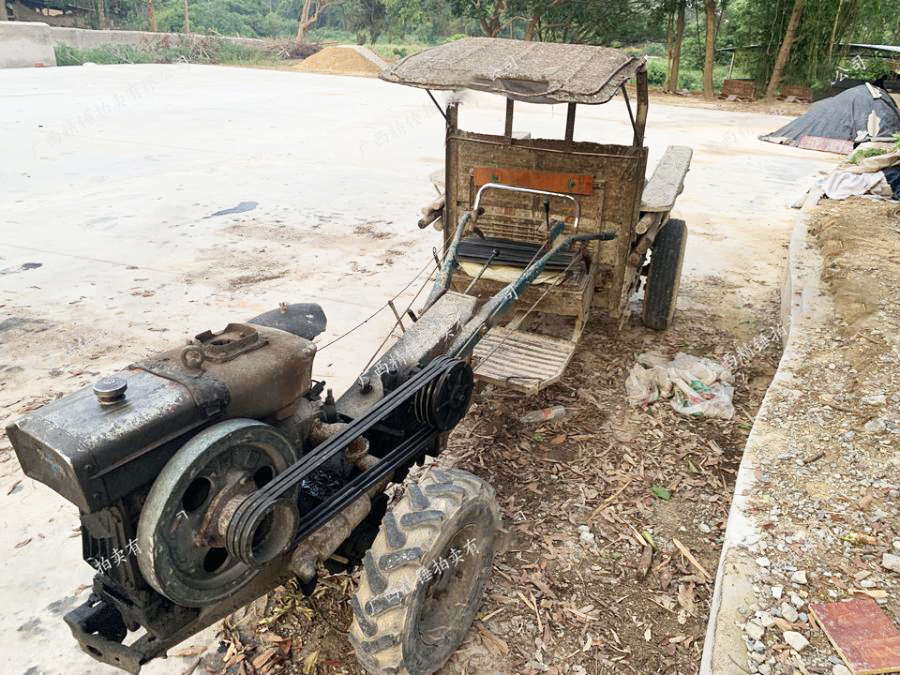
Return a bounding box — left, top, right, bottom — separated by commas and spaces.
565, 103, 576, 142
426, 89, 447, 121
635, 66, 648, 147
504, 98, 514, 139
443, 101, 459, 257
622, 85, 637, 137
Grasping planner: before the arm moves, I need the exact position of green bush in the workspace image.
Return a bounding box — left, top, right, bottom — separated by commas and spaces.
677, 70, 700, 90
252, 12, 295, 39
842, 57, 895, 81
642, 42, 666, 58
370, 42, 428, 60
307, 27, 357, 42
647, 59, 667, 86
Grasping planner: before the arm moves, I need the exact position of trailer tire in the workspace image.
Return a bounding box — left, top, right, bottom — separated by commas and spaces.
349, 468, 500, 675
642, 218, 687, 330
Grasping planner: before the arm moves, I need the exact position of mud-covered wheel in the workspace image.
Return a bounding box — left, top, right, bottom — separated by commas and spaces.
349, 468, 500, 675
643, 218, 687, 330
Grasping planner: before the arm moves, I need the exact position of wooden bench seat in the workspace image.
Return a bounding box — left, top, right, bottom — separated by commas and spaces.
640, 145, 693, 213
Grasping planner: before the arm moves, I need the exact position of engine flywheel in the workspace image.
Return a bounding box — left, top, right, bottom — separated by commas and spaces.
136, 419, 299, 607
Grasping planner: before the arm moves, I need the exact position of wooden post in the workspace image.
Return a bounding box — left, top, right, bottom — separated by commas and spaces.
565, 103, 576, 142
702, 0, 717, 99
147, 0, 157, 32
444, 101, 459, 255
765, 0, 805, 101
668, 1, 686, 93
634, 67, 649, 146
182, 0, 190, 33
504, 98, 514, 139
97, 0, 108, 29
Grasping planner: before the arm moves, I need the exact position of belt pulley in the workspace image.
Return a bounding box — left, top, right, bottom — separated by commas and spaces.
225, 355, 473, 568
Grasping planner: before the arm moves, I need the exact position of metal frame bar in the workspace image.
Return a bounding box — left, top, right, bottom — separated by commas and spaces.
622, 85, 637, 139
427, 182, 588, 314
448, 228, 617, 358
426, 89, 447, 120
472, 182, 582, 231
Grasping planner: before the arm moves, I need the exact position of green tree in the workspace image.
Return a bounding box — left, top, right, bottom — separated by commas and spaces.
296, 0, 343, 41
449, 0, 505, 37
702, 0, 716, 97
764, 0, 804, 99
383, 0, 459, 41
656, 0, 688, 92
345, 0, 385, 42
729, 0, 898, 90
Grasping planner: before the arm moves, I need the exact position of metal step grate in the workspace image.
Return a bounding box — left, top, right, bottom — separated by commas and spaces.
472, 327, 577, 395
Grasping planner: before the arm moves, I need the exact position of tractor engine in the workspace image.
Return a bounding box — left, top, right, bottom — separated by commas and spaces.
6, 304, 330, 673
6, 291, 476, 674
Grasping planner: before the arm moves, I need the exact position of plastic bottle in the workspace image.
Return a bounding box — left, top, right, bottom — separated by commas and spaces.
520, 405, 567, 424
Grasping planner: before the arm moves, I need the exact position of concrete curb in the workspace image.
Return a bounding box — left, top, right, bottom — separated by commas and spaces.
700, 195, 829, 674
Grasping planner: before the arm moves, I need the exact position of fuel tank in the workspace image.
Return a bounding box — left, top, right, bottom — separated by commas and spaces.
6, 322, 316, 513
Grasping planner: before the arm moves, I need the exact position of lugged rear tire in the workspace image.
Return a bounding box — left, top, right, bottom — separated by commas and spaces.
349, 468, 500, 675
642, 218, 687, 330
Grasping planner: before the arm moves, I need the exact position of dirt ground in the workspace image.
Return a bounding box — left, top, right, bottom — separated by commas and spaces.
206, 280, 787, 675
642, 90, 809, 117
726, 198, 900, 675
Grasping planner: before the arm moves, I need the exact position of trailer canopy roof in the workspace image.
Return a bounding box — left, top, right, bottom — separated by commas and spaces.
380, 37, 645, 105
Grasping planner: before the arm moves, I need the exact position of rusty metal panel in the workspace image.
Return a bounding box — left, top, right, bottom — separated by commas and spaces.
472, 167, 595, 195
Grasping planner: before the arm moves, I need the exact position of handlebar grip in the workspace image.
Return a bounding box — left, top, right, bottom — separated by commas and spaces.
571, 231, 617, 242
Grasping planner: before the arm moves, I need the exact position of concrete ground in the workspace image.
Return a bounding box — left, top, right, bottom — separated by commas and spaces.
0, 64, 835, 674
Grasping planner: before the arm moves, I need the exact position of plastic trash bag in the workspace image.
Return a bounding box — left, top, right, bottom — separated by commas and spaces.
625, 352, 735, 419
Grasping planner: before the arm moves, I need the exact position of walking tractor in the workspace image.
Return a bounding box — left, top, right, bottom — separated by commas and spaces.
7, 38, 692, 675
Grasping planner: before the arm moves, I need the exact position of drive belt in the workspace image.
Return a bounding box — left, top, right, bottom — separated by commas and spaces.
225, 355, 461, 566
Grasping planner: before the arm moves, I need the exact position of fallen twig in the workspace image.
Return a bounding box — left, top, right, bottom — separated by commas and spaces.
672, 538, 712, 582
589, 480, 633, 522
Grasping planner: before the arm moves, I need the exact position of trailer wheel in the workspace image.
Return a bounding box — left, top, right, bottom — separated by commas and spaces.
642, 218, 687, 330
349, 468, 500, 675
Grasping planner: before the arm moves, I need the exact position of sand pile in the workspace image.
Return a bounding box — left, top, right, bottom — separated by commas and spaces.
293, 45, 387, 78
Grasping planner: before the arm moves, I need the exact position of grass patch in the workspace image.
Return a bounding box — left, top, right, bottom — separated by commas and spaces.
848, 147, 888, 164
55, 39, 283, 67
